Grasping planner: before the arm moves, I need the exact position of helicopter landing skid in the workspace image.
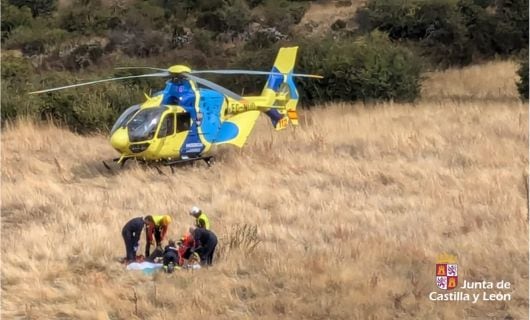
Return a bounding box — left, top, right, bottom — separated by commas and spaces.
102, 157, 129, 171
163, 156, 214, 168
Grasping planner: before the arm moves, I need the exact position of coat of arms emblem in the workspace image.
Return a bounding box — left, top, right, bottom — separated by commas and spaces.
436, 253, 458, 290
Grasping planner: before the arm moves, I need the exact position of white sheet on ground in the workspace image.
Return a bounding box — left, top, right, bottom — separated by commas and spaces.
126, 261, 163, 271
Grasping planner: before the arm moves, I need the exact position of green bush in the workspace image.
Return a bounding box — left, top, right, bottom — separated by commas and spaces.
0, 66, 159, 132
261, 0, 309, 32
195, 0, 251, 33
64, 43, 104, 70
225, 46, 277, 94
231, 32, 422, 104
1, 55, 33, 85
297, 32, 422, 104
58, 0, 111, 35
8, 0, 56, 17
494, 0, 529, 55
221, 0, 251, 32
356, 0, 473, 67
193, 29, 216, 56
356, 0, 529, 67
1, 1, 32, 42
4, 22, 68, 52
1, 57, 41, 120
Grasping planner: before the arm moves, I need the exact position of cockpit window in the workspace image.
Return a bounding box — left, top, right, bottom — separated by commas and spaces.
177, 113, 191, 132
128, 107, 166, 142
111, 105, 140, 134
158, 113, 175, 138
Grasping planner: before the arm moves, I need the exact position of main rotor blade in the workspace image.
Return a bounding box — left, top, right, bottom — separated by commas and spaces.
184, 74, 243, 101
29, 72, 170, 94
115, 66, 168, 72
190, 69, 323, 79
291, 73, 323, 79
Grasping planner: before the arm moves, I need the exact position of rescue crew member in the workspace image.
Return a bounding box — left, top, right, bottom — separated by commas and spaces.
162, 240, 179, 273
190, 226, 218, 266
121, 216, 149, 263
144, 215, 172, 257
189, 206, 210, 230
177, 231, 195, 266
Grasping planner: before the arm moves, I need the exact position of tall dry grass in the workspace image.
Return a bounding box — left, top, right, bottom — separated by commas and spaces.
422, 60, 520, 102
1, 61, 528, 319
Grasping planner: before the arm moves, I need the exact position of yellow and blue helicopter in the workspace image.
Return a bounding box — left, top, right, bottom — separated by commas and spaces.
30, 47, 322, 167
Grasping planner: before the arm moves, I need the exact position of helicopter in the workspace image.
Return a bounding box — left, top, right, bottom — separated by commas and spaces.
30, 47, 322, 168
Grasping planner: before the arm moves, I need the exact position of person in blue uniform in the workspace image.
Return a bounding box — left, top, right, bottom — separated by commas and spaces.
122, 216, 149, 263
190, 226, 218, 266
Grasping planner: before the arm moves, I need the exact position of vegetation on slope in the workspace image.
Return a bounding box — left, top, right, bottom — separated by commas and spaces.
1, 0, 527, 132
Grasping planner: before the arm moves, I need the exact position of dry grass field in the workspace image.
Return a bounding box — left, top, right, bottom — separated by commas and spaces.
1, 61, 528, 319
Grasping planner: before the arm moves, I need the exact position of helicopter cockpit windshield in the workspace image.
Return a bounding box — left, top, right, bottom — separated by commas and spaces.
111, 104, 140, 135
127, 107, 166, 142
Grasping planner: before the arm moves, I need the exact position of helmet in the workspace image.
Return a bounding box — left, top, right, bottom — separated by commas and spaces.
189, 206, 201, 215
162, 215, 172, 225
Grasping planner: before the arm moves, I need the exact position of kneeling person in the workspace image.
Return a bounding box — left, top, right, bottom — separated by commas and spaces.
162, 240, 179, 273
191, 227, 218, 266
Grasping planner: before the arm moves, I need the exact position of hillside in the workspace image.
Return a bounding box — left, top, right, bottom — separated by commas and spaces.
1, 61, 528, 319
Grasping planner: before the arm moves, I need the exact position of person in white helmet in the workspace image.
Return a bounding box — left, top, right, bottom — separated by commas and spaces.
189, 206, 210, 230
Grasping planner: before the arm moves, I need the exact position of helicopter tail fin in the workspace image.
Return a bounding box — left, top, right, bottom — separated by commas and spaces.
262, 47, 300, 131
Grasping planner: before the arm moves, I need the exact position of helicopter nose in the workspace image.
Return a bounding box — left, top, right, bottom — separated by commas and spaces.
110, 129, 129, 151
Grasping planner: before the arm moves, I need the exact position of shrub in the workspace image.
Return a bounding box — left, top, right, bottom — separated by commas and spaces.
196, 12, 227, 32
225, 46, 278, 94
244, 27, 288, 50
493, 0, 529, 55
195, 0, 251, 33
64, 43, 104, 70
58, 0, 111, 35
4, 22, 68, 53
0, 67, 156, 132
357, 0, 529, 67
231, 32, 422, 104
1, 57, 40, 121
220, 0, 251, 33
219, 224, 261, 258
356, 0, 473, 67
32, 83, 146, 133
261, 0, 309, 32
1, 81, 42, 121
121, 30, 167, 58
297, 32, 422, 104
8, 0, 56, 17
1, 55, 33, 85
192, 29, 216, 56
1, 1, 32, 42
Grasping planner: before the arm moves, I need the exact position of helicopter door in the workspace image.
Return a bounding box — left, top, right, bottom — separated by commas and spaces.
157, 113, 175, 138
151, 113, 184, 159
179, 112, 203, 157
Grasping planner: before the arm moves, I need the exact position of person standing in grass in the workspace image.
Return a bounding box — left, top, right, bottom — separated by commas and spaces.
189, 206, 210, 230
144, 214, 172, 257
122, 216, 149, 263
